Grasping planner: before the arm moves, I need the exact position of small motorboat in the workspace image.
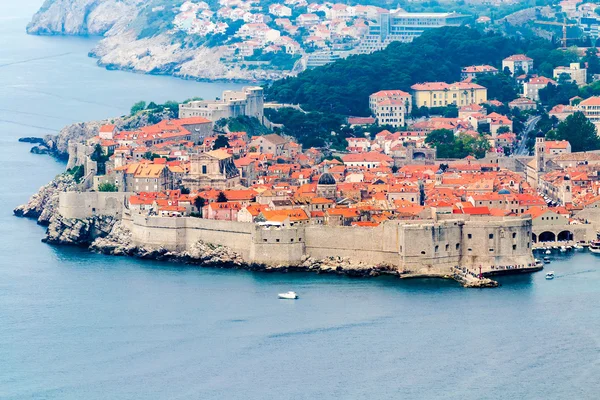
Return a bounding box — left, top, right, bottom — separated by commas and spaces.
543, 256, 551, 264
574, 244, 583, 250
545, 249, 551, 255
535, 259, 543, 268
560, 246, 567, 253
278, 291, 298, 299
545, 271, 555, 280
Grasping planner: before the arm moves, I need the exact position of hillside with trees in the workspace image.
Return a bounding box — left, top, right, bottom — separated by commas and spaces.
266, 27, 556, 116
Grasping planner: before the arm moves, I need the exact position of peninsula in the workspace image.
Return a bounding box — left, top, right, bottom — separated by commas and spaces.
18, 20, 600, 288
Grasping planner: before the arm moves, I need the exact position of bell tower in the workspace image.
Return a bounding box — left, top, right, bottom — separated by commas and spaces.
535, 135, 545, 173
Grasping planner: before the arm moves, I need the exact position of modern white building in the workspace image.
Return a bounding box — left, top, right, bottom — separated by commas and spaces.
356, 11, 469, 54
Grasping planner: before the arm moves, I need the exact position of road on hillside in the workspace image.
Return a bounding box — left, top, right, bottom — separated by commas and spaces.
514, 115, 541, 156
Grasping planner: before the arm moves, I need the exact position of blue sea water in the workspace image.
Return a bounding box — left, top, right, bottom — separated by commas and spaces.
2, 2, 600, 399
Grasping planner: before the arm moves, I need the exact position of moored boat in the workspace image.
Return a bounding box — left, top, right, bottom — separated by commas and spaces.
590, 239, 600, 254
543, 256, 551, 264
278, 291, 298, 299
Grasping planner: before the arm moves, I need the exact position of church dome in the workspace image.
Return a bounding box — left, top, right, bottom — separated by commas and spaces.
498, 188, 511, 194
318, 172, 336, 185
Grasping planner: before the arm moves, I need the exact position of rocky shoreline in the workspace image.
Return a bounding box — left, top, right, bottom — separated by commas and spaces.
38, 210, 499, 286
14, 175, 498, 288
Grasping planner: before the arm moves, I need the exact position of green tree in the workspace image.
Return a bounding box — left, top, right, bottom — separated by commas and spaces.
213, 135, 230, 149
475, 73, 519, 102
425, 129, 489, 159
143, 151, 163, 160
98, 182, 118, 192
557, 72, 571, 85
130, 101, 147, 115
194, 196, 206, 211
584, 47, 600, 76
217, 192, 228, 203
554, 112, 600, 152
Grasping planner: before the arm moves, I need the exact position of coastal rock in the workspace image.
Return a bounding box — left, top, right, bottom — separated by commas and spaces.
45, 112, 160, 160
19, 137, 45, 144
44, 214, 117, 246
13, 173, 76, 224
92, 31, 287, 81
30, 145, 50, 154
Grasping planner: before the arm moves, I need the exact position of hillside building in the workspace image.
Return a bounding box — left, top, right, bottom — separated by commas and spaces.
356, 11, 469, 54
178, 87, 264, 123
460, 65, 498, 80
553, 63, 587, 86
502, 54, 533, 75
411, 81, 487, 108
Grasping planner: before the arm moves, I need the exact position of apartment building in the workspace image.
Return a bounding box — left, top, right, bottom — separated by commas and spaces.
502, 54, 534, 75
523, 76, 556, 101
460, 65, 498, 80
578, 96, 600, 131
553, 63, 587, 86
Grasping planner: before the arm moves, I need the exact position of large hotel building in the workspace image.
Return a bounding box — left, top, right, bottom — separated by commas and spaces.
357, 11, 469, 54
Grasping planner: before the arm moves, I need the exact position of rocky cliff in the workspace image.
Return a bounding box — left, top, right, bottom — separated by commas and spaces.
44, 214, 117, 246
27, 0, 138, 36
14, 173, 76, 225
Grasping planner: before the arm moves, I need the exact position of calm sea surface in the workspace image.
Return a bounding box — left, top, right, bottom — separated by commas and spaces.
2, 2, 600, 399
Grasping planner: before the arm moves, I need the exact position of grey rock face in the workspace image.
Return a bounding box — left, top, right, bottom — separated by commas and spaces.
14, 173, 76, 225
27, 0, 138, 36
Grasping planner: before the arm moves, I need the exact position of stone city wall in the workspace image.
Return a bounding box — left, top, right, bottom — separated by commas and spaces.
123, 213, 534, 271
59, 191, 133, 220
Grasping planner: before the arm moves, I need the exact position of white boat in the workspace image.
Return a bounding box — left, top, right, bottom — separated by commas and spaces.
543, 256, 551, 264
545, 271, 555, 280
545, 250, 551, 255
560, 246, 567, 253
535, 259, 543, 268
278, 291, 298, 299
590, 240, 600, 254
574, 244, 583, 250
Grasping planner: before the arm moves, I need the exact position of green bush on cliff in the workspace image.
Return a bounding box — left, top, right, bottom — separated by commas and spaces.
98, 182, 118, 192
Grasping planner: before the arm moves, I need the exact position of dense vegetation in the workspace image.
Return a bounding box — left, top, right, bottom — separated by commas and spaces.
215, 116, 270, 136
546, 112, 600, 152
265, 108, 349, 149
425, 129, 490, 159
266, 27, 558, 116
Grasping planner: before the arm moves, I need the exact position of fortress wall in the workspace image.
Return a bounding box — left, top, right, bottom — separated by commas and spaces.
184, 217, 254, 257
460, 217, 534, 269
303, 224, 400, 265
398, 221, 463, 274
58, 191, 132, 219
129, 214, 254, 256
250, 226, 306, 265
